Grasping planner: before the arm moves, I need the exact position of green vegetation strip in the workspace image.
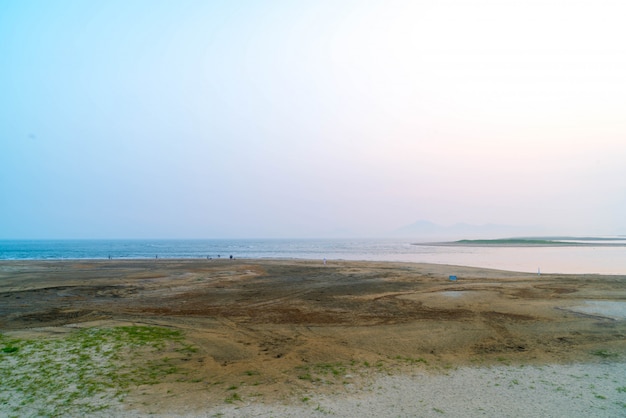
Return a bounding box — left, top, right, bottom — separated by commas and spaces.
455, 239, 563, 245
295, 357, 428, 387
0, 326, 194, 417
454, 237, 626, 246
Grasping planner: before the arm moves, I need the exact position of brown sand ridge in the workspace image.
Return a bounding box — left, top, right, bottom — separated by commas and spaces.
1, 259, 625, 413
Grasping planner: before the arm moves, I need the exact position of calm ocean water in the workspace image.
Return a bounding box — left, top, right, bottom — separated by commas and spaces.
0, 239, 625, 275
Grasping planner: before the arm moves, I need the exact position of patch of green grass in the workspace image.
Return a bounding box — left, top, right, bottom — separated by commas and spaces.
176, 343, 199, 354
0, 326, 192, 416
314, 403, 330, 414
394, 355, 428, 365
244, 370, 259, 376
295, 362, 351, 384
591, 349, 618, 359
295, 358, 388, 388
224, 392, 241, 404
298, 372, 314, 381
616, 386, 626, 393
316, 362, 346, 376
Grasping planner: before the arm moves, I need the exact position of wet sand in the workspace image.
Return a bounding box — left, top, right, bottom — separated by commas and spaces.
1, 259, 625, 416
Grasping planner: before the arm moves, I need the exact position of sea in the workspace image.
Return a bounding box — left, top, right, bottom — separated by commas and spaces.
0, 239, 625, 275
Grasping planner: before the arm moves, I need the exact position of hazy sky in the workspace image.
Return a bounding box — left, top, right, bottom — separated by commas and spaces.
1, 0, 625, 239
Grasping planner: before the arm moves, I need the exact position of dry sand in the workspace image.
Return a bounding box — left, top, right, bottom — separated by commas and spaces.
1, 259, 625, 416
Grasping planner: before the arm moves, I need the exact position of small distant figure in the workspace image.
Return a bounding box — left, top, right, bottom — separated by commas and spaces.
218, 254, 221, 258
108, 255, 112, 260
230, 255, 233, 260
155, 255, 158, 259
538, 267, 541, 276
323, 257, 327, 266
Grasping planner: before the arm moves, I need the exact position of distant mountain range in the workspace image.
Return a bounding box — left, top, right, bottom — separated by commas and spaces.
390, 220, 545, 241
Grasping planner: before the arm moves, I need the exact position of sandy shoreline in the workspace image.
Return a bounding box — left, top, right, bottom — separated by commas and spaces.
1, 259, 625, 416
198, 362, 626, 418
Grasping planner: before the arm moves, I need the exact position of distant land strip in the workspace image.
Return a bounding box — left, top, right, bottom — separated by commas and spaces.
415, 237, 626, 247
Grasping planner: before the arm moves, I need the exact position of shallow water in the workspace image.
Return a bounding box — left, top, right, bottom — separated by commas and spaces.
440, 291, 466, 298
572, 301, 626, 320
1, 239, 625, 275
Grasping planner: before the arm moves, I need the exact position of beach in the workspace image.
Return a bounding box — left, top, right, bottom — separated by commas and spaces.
1, 259, 625, 416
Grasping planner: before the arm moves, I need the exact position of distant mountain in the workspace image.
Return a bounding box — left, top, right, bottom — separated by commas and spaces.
391, 220, 544, 241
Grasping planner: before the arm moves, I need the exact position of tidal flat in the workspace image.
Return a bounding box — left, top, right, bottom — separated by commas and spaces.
1, 259, 625, 416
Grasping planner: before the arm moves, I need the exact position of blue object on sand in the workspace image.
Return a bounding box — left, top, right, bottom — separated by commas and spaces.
449, 275, 457, 281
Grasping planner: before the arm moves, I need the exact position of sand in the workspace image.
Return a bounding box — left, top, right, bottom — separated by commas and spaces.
1, 259, 625, 416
